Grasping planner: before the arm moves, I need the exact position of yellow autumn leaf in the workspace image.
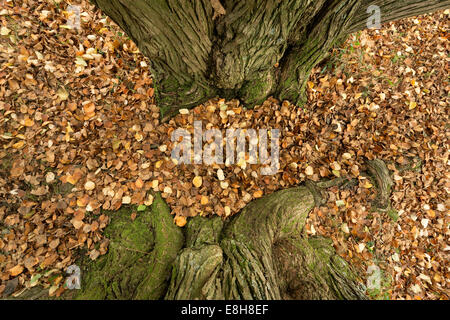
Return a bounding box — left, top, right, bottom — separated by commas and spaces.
12, 141, 25, 149
24, 118, 34, 127
15, 134, 26, 140
66, 174, 80, 185
193, 176, 202, 188
364, 182, 373, 188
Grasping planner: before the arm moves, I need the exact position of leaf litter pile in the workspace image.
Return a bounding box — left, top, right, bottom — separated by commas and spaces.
0, 0, 448, 299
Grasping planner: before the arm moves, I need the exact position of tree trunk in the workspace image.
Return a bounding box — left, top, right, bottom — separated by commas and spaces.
90, 0, 449, 119
12, 0, 444, 301
7, 160, 396, 300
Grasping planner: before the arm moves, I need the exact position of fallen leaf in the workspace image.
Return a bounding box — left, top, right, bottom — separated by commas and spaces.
9, 265, 24, 277
193, 176, 202, 188
174, 215, 187, 227
253, 190, 263, 198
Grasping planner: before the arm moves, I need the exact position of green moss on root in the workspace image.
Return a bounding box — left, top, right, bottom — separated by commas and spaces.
75, 193, 184, 300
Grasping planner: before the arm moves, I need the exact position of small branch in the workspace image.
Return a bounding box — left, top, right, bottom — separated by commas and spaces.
365, 159, 393, 210
316, 176, 352, 189
308, 159, 393, 212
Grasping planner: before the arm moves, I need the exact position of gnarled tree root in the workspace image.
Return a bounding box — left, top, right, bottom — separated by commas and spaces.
9, 159, 396, 300
165, 186, 366, 300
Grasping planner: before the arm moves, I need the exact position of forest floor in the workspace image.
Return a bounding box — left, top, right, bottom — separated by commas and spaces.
0, 0, 448, 299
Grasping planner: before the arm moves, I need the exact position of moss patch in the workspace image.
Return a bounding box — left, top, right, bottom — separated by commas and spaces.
75, 193, 184, 300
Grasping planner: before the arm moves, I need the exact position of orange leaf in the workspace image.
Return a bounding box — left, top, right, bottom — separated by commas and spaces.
135, 178, 144, 189
200, 195, 209, 205
253, 190, 263, 198
9, 265, 24, 277
174, 215, 187, 227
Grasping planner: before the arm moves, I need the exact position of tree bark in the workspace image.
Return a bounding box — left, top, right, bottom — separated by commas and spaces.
91, 0, 450, 119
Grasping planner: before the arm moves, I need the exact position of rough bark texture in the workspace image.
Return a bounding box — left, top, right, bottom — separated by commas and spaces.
91, 0, 450, 118
164, 186, 366, 300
